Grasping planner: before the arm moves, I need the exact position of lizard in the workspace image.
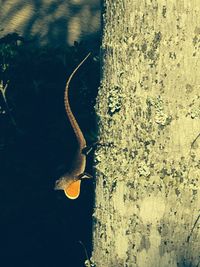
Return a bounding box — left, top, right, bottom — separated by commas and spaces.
55, 53, 93, 199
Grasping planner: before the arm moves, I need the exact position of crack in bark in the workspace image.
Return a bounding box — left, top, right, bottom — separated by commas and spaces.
186, 213, 200, 243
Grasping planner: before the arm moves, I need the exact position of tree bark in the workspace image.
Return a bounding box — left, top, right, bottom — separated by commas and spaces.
92, 1, 200, 266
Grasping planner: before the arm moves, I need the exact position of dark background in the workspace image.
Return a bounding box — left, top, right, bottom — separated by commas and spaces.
0, 34, 100, 267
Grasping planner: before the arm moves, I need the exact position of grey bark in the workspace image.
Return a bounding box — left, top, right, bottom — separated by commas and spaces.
92, 1, 200, 267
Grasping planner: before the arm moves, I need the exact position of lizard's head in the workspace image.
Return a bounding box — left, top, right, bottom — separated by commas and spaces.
55, 175, 81, 200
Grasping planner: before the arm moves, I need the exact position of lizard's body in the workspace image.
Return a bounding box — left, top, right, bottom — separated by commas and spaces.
55, 53, 91, 199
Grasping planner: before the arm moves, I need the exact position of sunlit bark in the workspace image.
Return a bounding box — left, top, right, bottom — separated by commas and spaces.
92, 1, 200, 266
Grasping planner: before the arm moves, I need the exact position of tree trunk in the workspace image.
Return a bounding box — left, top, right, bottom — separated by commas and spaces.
92, 1, 200, 266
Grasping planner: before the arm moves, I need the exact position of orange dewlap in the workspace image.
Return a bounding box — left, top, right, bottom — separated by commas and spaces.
64, 180, 81, 199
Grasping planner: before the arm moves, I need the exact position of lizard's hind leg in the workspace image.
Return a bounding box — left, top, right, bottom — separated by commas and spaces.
81, 141, 99, 155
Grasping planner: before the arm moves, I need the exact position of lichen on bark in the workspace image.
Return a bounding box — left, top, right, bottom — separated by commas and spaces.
92, 1, 200, 266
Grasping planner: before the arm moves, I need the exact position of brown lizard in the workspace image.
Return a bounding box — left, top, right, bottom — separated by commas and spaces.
55, 53, 92, 199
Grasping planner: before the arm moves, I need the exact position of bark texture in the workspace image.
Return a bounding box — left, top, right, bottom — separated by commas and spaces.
92, 1, 200, 266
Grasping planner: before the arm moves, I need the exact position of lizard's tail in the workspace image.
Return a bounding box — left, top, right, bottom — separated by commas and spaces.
64, 53, 91, 148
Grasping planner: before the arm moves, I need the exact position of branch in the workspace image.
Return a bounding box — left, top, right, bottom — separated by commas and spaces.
0, 81, 17, 128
